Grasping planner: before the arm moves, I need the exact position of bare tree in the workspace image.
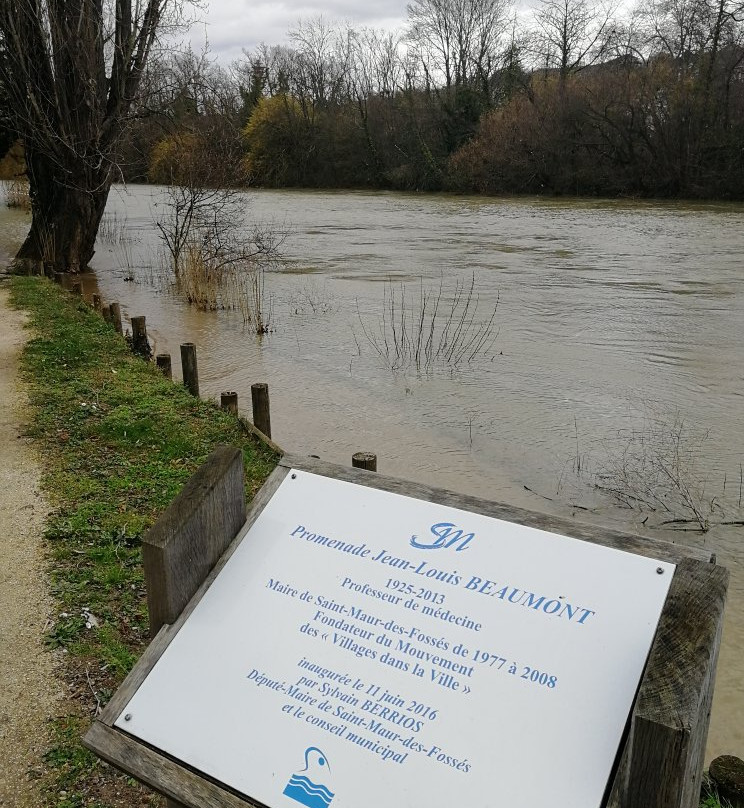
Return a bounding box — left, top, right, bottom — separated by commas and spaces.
407, 0, 510, 89
350, 27, 406, 99
288, 16, 354, 107
345, 27, 406, 182
149, 111, 282, 283
531, 0, 618, 80
0, 0, 183, 272
638, 0, 744, 97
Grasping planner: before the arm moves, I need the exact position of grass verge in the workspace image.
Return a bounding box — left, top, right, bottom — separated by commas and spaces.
10, 276, 278, 808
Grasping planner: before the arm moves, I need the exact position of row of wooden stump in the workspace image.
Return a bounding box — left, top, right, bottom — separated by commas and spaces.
60, 275, 378, 471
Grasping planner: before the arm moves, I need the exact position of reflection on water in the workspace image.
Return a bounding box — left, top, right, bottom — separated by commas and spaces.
2, 185, 742, 760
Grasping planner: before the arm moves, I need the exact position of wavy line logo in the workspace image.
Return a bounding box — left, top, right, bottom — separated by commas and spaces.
410, 522, 475, 552
283, 746, 335, 808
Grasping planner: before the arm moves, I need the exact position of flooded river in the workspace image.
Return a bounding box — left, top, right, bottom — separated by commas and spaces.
2, 185, 742, 761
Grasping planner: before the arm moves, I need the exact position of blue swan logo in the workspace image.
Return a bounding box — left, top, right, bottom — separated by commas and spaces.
283, 746, 335, 808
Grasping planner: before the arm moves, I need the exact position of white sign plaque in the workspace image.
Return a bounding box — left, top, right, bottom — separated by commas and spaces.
116, 469, 674, 808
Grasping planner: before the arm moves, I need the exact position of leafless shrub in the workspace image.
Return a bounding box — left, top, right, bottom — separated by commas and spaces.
288, 279, 337, 316
574, 409, 743, 532
151, 125, 281, 279
153, 145, 284, 334
357, 273, 499, 373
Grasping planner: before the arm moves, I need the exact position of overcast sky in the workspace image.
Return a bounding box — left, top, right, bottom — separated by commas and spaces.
189, 0, 410, 63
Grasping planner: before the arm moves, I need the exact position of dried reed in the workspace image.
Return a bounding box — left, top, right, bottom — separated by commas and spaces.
571, 408, 744, 532
4, 179, 31, 211
176, 239, 273, 333
98, 211, 130, 245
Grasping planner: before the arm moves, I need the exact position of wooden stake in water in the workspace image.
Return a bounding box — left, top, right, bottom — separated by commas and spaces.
92, 294, 101, 311
110, 302, 123, 335
131, 316, 150, 358
352, 452, 377, 472
181, 343, 199, 397
156, 354, 172, 379
251, 383, 271, 438
221, 392, 238, 415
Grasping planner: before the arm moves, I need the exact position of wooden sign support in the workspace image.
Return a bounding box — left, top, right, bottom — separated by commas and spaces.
83, 449, 728, 808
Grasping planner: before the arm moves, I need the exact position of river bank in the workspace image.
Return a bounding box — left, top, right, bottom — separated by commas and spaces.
6, 276, 277, 807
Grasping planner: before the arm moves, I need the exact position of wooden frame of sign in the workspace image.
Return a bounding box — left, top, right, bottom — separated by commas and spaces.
83, 447, 728, 808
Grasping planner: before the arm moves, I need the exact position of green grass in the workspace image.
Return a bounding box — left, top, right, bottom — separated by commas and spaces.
10, 276, 278, 807
700, 774, 736, 808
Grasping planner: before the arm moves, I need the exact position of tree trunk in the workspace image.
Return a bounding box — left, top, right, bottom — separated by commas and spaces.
14, 148, 111, 274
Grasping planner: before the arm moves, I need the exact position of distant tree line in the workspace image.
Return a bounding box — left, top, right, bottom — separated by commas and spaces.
75, 0, 744, 199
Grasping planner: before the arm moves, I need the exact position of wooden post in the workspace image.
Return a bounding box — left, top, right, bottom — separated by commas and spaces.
54, 272, 64, 285
251, 383, 271, 438
101, 304, 111, 322
156, 354, 172, 379
221, 391, 239, 415
141, 446, 246, 808
131, 316, 151, 358
92, 294, 101, 311
606, 559, 728, 808
44, 262, 55, 278
110, 302, 123, 335
142, 446, 246, 637
352, 452, 377, 472
181, 343, 199, 397
71, 281, 83, 296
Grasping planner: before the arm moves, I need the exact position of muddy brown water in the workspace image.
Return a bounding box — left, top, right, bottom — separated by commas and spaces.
2, 184, 742, 762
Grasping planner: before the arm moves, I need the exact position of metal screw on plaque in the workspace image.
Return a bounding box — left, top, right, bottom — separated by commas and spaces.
124, 714, 132, 721
291, 473, 297, 479
657, 568, 665, 575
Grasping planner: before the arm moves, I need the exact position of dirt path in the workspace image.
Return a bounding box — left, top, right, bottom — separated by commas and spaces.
0, 280, 60, 807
